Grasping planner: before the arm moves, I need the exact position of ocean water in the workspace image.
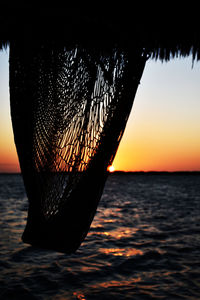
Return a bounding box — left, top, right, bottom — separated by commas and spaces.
0, 173, 200, 300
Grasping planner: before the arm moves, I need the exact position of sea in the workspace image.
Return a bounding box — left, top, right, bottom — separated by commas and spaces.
0, 172, 200, 300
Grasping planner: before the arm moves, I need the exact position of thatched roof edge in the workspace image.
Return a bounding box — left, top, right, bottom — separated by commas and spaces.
1, 4, 200, 61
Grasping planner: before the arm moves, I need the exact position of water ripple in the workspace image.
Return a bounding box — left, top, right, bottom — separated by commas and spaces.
0, 173, 200, 299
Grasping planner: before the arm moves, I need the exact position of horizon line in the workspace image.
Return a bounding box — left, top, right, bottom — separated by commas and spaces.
1, 170, 200, 175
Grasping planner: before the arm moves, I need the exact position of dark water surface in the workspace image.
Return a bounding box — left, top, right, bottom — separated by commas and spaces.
0, 173, 200, 299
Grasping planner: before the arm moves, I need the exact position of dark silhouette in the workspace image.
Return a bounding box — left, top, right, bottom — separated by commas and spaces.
1, 4, 200, 253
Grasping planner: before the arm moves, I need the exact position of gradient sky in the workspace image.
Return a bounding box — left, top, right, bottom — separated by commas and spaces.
0, 48, 200, 172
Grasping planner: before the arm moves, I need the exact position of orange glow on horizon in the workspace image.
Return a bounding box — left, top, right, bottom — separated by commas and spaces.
112, 140, 200, 172
0, 130, 20, 173
107, 165, 115, 172
111, 115, 200, 172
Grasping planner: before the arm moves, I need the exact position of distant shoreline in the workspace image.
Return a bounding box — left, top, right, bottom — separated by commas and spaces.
109, 171, 200, 175
0, 171, 200, 175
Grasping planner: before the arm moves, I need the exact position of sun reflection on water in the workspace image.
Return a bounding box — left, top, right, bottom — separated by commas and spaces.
99, 247, 143, 257
89, 226, 138, 239
72, 277, 142, 300
73, 292, 86, 300
90, 276, 142, 289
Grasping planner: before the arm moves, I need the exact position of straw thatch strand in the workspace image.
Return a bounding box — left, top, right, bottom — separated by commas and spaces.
1, 4, 200, 61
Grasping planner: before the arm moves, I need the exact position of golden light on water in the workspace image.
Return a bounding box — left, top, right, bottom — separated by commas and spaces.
99, 247, 143, 257
73, 292, 86, 300
90, 277, 142, 289
89, 226, 138, 239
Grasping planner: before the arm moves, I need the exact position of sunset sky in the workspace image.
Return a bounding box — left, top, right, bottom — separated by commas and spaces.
0, 48, 200, 172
